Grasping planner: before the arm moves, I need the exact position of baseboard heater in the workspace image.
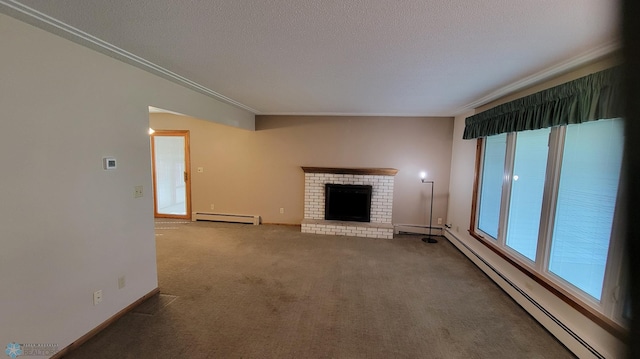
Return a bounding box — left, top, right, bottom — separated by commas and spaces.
394, 224, 443, 235
192, 212, 260, 225
443, 228, 604, 359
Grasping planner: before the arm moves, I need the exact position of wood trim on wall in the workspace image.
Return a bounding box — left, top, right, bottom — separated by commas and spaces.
51, 287, 160, 359
150, 130, 192, 220
467, 138, 627, 341
301, 167, 398, 176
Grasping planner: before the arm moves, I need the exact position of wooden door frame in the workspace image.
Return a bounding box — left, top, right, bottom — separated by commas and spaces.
150, 130, 192, 220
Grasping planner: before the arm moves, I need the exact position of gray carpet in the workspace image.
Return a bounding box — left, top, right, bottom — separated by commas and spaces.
65, 221, 575, 358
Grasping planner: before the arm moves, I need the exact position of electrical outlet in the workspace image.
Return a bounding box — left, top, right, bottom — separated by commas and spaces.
437, 218, 443, 225
134, 185, 143, 198
280, 208, 284, 214
118, 276, 126, 289
210, 204, 215, 210
93, 290, 103, 305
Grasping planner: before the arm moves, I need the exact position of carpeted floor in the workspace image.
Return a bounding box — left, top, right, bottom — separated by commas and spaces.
65, 220, 575, 358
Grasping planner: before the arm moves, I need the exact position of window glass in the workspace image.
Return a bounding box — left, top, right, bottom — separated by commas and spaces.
478, 133, 507, 239
549, 118, 624, 300
505, 128, 550, 261
623, 291, 632, 320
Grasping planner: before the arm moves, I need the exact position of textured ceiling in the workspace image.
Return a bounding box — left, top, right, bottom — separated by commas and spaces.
14, 0, 620, 116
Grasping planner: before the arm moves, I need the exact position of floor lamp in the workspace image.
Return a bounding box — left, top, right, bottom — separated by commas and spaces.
420, 173, 438, 243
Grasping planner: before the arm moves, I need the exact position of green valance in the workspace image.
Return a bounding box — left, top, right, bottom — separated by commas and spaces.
463, 66, 623, 139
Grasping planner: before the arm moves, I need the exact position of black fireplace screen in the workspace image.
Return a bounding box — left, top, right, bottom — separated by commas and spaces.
325, 184, 372, 222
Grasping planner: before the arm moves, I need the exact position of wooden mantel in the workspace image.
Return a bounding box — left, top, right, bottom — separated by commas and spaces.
301, 167, 398, 176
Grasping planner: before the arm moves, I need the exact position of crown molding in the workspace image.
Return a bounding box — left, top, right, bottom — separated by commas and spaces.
451, 40, 622, 116
0, 0, 260, 114
259, 112, 451, 118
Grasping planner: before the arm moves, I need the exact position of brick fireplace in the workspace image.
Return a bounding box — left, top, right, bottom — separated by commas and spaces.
301, 167, 397, 239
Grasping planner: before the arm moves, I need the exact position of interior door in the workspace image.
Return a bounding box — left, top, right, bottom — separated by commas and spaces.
150, 130, 191, 219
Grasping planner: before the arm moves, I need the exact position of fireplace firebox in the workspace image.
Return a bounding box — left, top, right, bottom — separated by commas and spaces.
324, 184, 372, 222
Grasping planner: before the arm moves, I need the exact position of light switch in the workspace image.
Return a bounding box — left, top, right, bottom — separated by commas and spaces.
197, 167, 204, 173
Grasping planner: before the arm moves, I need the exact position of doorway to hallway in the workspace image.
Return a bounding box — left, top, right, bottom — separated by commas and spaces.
150, 130, 191, 219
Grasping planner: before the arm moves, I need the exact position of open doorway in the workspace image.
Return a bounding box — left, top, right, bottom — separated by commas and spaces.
150, 130, 192, 219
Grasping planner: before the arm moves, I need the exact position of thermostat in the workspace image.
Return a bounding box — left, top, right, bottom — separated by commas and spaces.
103, 157, 117, 170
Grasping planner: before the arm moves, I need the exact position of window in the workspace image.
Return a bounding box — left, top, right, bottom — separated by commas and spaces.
549, 119, 624, 300
472, 118, 625, 325
477, 133, 506, 239
505, 127, 550, 262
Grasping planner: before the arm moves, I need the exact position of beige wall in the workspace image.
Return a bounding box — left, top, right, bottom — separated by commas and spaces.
0, 13, 253, 352
149, 114, 454, 226
445, 57, 626, 358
